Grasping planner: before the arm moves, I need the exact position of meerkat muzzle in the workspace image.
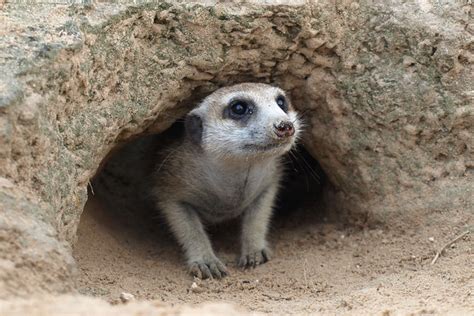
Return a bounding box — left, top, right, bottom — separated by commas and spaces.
273, 121, 295, 138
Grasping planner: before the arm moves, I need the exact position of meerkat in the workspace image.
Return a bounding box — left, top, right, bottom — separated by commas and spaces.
152, 83, 301, 279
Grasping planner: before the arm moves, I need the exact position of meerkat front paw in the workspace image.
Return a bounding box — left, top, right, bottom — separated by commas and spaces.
239, 247, 272, 269
189, 255, 228, 279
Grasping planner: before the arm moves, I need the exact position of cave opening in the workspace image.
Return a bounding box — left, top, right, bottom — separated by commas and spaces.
73, 90, 341, 300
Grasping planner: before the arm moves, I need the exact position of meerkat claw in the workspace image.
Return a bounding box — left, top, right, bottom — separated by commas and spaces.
239, 248, 271, 269
189, 258, 228, 279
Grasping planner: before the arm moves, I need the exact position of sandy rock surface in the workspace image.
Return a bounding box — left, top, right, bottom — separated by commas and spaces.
0, 0, 472, 314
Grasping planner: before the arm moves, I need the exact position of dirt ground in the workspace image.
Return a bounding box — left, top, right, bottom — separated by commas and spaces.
74, 180, 473, 315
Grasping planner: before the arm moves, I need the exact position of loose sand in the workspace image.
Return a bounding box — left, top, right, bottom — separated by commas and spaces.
74, 184, 473, 315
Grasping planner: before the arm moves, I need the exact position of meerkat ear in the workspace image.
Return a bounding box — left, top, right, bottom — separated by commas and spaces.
185, 113, 203, 145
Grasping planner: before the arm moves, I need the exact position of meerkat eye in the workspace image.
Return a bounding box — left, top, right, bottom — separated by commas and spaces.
229, 100, 250, 118
276, 95, 288, 113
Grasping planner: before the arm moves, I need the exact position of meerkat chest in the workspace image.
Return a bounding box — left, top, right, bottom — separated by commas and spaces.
192, 163, 277, 222
212, 170, 268, 205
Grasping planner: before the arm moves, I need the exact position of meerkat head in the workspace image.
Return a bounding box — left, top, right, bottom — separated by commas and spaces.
185, 83, 301, 161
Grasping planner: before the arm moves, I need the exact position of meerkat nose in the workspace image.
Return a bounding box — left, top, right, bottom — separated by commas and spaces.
273, 121, 295, 138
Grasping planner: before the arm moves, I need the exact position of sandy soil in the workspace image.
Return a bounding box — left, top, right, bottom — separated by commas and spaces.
73, 184, 473, 315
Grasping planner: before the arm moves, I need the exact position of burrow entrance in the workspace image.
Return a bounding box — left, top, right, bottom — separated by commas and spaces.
72, 88, 358, 305
68, 3, 382, 309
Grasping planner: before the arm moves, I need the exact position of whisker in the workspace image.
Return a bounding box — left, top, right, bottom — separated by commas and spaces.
155, 147, 180, 174
288, 149, 310, 191
292, 148, 321, 184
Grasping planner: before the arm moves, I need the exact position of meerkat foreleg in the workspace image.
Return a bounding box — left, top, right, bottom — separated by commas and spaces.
160, 201, 228, 279
239, 184, 277, 268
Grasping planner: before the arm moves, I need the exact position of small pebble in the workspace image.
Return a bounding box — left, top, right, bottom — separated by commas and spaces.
428, 237, 435, 242
119, 292, 135, 303
190, 281, 205, 293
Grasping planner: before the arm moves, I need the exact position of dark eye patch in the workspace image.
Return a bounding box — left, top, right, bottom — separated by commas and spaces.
276, 95, 288, 113
224, 99, 255, 121
230, 100, 248, 116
